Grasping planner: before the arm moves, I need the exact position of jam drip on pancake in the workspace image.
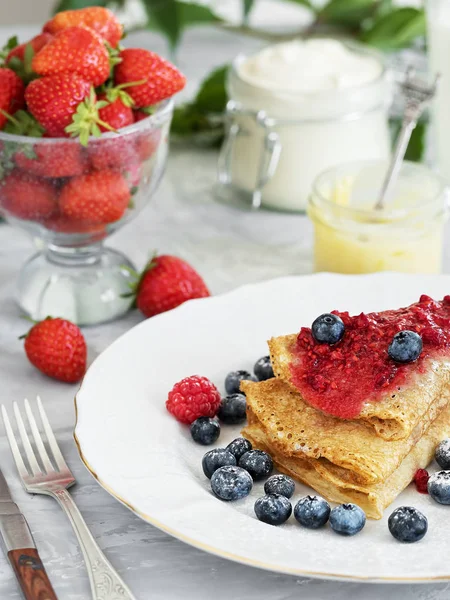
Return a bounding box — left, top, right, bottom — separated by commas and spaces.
291, 295, 450, 419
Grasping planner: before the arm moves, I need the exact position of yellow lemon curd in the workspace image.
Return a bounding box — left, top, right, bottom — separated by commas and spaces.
308, 164, 446, 275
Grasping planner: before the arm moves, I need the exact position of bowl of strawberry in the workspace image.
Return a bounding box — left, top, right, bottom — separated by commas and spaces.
0, 6, 186, 325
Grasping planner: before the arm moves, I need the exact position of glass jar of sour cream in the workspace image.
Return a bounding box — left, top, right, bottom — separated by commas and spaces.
217, 39, 391, 212
308, 160, 448, 274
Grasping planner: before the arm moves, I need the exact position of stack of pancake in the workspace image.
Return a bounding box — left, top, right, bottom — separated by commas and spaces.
241, 333, 450, 519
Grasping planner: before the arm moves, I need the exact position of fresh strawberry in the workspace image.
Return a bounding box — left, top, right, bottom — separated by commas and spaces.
89, 137, 138, 171
114, 49, 186, 108
97, 94, 133, 132
6, 32, 53, 63
59, 170, 131, 224
0, 68, 25, 129
134, 110, 149, 123
15, 142, 86, 178
32, 27, 110, 87
25, 73, 92, 137
135, 128, 162, 161
43, 7, 123, 48
44, 214, 107, 238
23, 317, 87, 383
131, 255, 210, 318
0, 171, 57, 221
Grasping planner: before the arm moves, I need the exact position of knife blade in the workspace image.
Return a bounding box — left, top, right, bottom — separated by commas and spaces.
0, 468, 58, 600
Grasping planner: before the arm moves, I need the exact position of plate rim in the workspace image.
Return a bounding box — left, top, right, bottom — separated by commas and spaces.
73, 273, 450, 584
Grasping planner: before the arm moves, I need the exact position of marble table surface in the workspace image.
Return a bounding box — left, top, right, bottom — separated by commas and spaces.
1, 23, 450, 600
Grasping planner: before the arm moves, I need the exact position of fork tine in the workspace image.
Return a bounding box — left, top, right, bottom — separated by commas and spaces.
1, 405, 29, 480
36, 396, 67, 471
24, 398, 54, 474
13, 401, 42, 476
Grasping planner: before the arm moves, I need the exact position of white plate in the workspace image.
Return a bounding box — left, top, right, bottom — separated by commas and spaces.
75, 273, 450, 583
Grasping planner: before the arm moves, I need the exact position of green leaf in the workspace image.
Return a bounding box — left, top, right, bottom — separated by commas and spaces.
53, 0, 110, 12
362, 7, 425, 49
283, 0, 315, 10
0, 36, 19, 63
318, 0, 378, 26
243, 0, 255, 23
390, 117, 426, 163
143, 0, 223, 49
195, 65, 228, 113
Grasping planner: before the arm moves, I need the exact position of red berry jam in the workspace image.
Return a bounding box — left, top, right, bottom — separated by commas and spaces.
413, 469, 429, 494
290, 295, 450, 419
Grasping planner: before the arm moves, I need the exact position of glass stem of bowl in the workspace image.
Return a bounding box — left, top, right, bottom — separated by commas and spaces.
45, 243, 103, 267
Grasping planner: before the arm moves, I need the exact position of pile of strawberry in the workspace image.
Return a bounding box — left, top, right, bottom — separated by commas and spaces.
0, 6, 185, 231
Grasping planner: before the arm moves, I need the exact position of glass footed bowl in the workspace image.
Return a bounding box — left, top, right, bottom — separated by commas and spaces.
0, 99, 173, 326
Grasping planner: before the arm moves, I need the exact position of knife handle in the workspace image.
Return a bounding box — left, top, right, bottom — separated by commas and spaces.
8, 548, 57, 600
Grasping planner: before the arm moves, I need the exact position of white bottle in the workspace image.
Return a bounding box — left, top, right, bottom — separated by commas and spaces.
427, 0, 450, 181
218, 39, 391, 212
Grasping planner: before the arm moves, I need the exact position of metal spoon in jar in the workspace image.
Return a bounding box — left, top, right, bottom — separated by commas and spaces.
374, 67, 440, 211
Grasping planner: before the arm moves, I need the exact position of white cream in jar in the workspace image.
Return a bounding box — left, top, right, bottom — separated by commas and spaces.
219, 39, 391, 212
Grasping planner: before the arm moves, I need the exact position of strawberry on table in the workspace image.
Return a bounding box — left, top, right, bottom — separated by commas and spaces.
32, 26, 110, 87
130, 255, 210, 318
23, 317, 87, 383
0, 68, 25, 129
0, 171, 57, 221
15, 142, 86, 178
25, 73, 91, 137
44, 6, 123, 48
114, 49, 186, 108
59, 170, 131, 225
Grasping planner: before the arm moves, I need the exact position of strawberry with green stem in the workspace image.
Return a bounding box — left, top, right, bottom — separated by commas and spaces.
22, 317, 87, 383
0, 68, 25, 130
43, 6, 123, 49
5, 33, 52, 83
114, 48, 186, 108
25, 73, 92, 138
125, 254, 210, 318
65, 88, 117, 146
32, 26, 110, 87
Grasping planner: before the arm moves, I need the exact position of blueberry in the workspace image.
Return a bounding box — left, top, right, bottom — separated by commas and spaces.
190, 417, 220, 445
329, 503, 366, 536
202, 448, 236, 479
254, 356, 274, 381
226, 437, 252, 460
254, 494, 292, 525
264, 474, 295, 499
388, 330, 423, 363
211, 466, 253, 501
388, 506, 428, 543
239, 450, 273, 481
218, 394, 247, 424
435, 439, 450, 469
428, 470, 450, 504
225, 370, 257, 394
294, 495, 331, 529
311, 313, 345, 345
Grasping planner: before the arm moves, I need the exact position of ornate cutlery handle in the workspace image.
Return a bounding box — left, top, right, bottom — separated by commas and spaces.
51, 489, 135, 600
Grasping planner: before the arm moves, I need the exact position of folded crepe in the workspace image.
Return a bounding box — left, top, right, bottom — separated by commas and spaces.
269, 334, 450, 442
241, 377, 449, 482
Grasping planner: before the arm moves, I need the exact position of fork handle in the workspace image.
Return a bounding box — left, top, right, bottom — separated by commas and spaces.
8, 548, 58, 600
51, 489, 135, 600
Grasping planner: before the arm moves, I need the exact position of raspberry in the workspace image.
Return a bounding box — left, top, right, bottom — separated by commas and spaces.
413, 469, 429, 494
166, 375, 221, 424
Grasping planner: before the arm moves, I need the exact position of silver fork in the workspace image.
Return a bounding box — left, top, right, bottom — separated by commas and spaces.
1, 397, 136, 600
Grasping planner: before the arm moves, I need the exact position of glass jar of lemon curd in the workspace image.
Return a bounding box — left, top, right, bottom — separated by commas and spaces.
308, 160, 448, 274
